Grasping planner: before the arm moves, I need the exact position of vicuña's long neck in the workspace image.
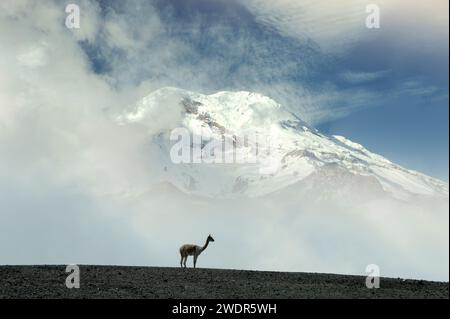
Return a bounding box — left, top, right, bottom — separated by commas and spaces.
201, 238, 210, 252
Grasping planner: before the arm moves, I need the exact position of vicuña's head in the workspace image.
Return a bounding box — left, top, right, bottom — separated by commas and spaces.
207, 234, 215, 242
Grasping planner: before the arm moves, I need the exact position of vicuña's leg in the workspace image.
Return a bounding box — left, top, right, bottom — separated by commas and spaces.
180, 255, 183, 268
193, 255, 198, 268
183, 256, 187, 268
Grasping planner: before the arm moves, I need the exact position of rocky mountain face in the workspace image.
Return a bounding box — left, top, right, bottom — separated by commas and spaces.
118, 87, 449, 201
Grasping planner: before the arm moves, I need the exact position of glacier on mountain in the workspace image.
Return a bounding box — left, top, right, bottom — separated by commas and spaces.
118, 87, 449, 200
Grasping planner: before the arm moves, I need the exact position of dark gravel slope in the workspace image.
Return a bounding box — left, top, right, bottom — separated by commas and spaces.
0, 266, 448, 299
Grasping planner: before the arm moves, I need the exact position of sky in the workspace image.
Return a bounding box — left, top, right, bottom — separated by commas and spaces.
84, 0, 449, 180
0, 0, 448, 280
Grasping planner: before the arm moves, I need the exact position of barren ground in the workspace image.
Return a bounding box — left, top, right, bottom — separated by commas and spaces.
0, 265, 448, 299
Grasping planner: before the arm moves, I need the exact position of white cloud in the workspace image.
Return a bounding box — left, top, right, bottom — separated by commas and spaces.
0, 0, 162, 264
17, 44, 48, 68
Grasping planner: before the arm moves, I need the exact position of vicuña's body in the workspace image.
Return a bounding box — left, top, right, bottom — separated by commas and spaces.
179, 235, 214, 268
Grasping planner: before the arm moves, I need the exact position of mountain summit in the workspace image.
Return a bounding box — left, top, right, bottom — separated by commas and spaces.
119, 87, 449, 200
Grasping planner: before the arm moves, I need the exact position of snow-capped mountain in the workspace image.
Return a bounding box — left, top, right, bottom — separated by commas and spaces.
118, 87, 449, 200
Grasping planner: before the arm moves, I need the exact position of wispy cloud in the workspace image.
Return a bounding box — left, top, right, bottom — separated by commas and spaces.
238, 0, 449, 53
239, 0, 374, 53
340, 70, 389, 84
398, 80, 440, 97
